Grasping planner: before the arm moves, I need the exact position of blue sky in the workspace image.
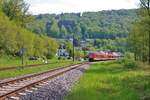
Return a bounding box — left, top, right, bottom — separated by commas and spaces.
25, 0, 139, 15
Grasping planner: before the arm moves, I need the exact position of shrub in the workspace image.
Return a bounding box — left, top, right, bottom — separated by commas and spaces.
118, 52, 138, 69
123, 59, 137, 69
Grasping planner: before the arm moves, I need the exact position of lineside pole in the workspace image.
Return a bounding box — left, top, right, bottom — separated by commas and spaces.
73, 34, 75, 62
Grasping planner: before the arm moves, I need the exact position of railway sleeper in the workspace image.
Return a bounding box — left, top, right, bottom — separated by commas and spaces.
0, 91, 8, 94
2, 86, 19, 89
25, 90, 33, 93
30, 87, 38, 90
8, 96, 20, 100
18, 92, 26, 96
0, 88, 16, 91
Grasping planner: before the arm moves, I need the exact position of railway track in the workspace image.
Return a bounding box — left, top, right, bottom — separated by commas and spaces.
0, 61, 70, 72
0, 63, 86, 100
0, 63, 51, 72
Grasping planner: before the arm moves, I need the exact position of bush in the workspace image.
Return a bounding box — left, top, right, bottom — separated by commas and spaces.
117, 52, 138, 69
123, 59, 137, 69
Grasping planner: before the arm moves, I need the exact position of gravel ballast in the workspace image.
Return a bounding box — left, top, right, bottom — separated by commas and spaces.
20, 64, 90, 100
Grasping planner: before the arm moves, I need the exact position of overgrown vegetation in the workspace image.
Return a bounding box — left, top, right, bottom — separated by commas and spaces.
128, 0, 150, 63
0, 0, 58, 59
92, 38, 127, 52
118, 53, 138, 69
66, 61, 150, 100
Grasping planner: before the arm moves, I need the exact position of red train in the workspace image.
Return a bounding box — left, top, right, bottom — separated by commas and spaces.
88, 51, 119, 62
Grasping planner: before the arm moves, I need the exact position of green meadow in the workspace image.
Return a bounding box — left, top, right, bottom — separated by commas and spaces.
66, 61, 150, 100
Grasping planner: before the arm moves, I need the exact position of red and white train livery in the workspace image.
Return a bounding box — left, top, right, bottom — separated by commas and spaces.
88, 51, 120, 62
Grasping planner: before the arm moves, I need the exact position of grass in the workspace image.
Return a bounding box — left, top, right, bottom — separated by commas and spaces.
0, 61, 80, 80
0, 56, 72, 68
65, 61, 150, 100
0, 57, 42, 68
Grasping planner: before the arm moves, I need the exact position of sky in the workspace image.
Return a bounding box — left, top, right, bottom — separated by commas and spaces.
25, 0, 140, 15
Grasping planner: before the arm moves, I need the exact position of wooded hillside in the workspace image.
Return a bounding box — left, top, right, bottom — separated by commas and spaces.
0, 0, 58, 58
27, 9, 139, 39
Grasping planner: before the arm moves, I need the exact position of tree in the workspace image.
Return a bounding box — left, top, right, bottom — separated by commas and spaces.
0, 11, 17, 55
80, 23, 88, 39
128, 0, 150, 62
33, 35, 45, 57
1, 0, 33, 27
60, 25, 68, 38
42, 36, 58, 59
66, 41, 73, 57
74, 24, 81, 39
15, 29, 35, 56
0, 0, 3, 6
49, 19, 60, 38
140, 0, 150, 63
0, 9, 58, 58
27, 9, 138, 39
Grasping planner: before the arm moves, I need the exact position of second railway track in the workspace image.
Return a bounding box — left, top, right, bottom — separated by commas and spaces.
0, 63, 87, 100
0, 61, 71, 72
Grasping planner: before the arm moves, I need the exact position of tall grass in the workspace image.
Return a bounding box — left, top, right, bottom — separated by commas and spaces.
66, 61, 150, 100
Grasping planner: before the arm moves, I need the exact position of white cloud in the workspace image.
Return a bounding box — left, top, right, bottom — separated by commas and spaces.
25, 0, 139, 15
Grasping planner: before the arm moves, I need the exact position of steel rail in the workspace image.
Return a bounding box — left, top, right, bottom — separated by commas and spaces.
0, 63, 85, 100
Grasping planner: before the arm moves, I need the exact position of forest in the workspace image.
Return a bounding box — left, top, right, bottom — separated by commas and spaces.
27, 9, 139, 39
25, 9, 141, 54
0, 0, 58, 59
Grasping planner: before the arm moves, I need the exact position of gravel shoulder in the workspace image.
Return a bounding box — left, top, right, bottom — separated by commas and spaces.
20, 64, 90, 100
